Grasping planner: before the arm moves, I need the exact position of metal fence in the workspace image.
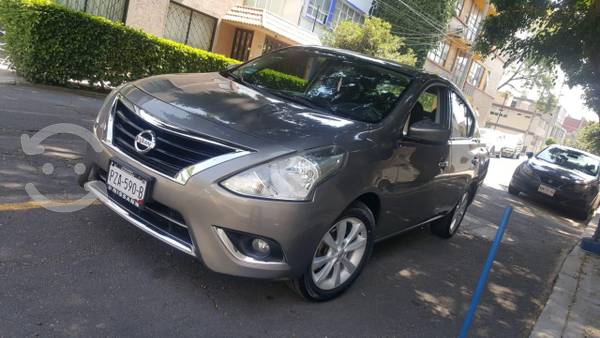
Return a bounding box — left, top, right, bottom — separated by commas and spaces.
57, 0, 129, 23
163, 2, 217, 51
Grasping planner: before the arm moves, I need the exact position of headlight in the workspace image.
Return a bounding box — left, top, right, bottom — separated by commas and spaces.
571, 183, 589, 193
221, 146, 346, 201
521, 163, 534, 176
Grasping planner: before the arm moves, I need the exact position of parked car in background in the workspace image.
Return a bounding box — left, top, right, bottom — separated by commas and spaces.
480, 127, 502, 157
78, 46, 488, 300
509, 145, 600, 219
499, 133, 524, 159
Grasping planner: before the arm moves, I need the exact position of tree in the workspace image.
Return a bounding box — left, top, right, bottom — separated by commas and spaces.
476, 0, 600, 115
544, 138, 556, 146
575, 123, 600, 156
370, 0, 455, 67
324, 17, 417, 65
497, 59, 556, 92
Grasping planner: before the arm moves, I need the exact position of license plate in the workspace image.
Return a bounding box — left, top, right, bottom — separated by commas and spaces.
107, 161, 149, 208
538, 184, 556, 197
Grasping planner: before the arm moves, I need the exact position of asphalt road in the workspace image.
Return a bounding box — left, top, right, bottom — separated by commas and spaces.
0, 84, 588, 337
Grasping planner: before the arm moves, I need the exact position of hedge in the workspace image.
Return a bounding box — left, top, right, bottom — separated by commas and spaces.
0, 0, 241, 86
253, 69, 308, 92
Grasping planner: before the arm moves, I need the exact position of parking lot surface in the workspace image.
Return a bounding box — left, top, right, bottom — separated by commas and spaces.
0, 84, 587, 337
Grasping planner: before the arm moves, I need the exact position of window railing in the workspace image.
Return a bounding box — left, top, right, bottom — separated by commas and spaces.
56, 0, 128, 22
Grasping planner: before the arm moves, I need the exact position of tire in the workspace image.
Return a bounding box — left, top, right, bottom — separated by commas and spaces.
508, 184, 520, 195
575, 208, 592, 221
431, 190, 470, 238
288, 201, 375, 301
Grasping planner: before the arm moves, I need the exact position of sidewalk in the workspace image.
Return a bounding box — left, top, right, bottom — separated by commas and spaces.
530, 213, 600, 338
0, 67, 28, 85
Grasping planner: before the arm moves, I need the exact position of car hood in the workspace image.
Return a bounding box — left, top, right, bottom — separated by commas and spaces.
130, 72, 369, 151
529, 158, 596, 184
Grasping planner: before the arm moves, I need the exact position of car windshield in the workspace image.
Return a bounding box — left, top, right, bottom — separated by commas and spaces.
228, 48, 412, 123
536, 147, 600, 177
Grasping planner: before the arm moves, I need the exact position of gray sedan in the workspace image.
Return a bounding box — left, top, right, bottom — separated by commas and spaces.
78, 46, 488, 300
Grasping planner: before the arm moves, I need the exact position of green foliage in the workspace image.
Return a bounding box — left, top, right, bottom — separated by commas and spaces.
477, 0, 600, 116
371, 0, 455, 67
323, 17, 417, 66
575, 123, 600, 156
252, 69, 307, 92
0, 0, 240, 86
545, 138, 556, 146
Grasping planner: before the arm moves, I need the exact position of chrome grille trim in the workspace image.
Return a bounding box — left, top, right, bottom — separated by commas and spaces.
106, 94, 252, 185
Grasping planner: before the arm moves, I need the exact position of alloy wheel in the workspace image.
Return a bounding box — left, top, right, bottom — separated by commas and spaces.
450, 192, 469, 233
311, 217, 368, 290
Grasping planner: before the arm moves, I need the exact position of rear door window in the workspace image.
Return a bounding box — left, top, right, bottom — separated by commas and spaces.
450, 91, 475, 138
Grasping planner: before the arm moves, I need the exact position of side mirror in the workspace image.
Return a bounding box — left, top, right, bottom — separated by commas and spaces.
408, 120, 451, 144
526, 152, 534, 159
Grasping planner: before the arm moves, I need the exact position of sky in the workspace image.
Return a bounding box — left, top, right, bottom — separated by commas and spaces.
557, 84, 598, 122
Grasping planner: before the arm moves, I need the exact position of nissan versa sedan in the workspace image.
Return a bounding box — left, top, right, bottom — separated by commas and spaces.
509, 145, 600, 219
78, 46, 488, 300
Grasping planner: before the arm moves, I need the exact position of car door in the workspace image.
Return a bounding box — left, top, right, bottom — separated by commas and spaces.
376, 83, 454, 237
447, 90, 486, 205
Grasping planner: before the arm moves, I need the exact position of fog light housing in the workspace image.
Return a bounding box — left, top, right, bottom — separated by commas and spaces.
216, 227, 284, 262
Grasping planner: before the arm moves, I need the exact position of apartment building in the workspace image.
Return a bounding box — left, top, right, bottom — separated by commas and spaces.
57, 0, 372, 62
487, 93, 557, 152
423, 0, 505, 125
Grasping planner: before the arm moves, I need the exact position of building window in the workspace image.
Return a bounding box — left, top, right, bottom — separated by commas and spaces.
452, 51, 469, 81
57, 0, 128, 22
510, 100, 517, 108
465, 5, 484, 41
455, 0, 464, 16
334, 2, 364, 25
163, 2, 217, 51
428, 41, 450, 66
305, 0, 332, 24
244, 0, 286, 17
467, 62, 484, 87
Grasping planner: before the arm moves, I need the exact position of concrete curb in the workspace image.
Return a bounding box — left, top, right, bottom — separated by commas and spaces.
529, 213, 600, 338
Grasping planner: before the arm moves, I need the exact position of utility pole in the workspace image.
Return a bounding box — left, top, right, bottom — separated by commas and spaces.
493, 93, 508, 130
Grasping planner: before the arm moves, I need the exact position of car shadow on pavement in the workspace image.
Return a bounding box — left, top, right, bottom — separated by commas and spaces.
0, 183, 587, 337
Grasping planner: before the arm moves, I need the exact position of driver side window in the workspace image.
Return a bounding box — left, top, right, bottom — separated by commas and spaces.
404, 86, 444, 134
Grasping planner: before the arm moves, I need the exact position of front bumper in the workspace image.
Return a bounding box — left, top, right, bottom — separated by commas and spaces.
79, 137, 347, 280
510, 171, 595, 212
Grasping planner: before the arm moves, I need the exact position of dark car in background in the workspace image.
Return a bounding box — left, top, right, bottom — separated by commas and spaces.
79, 46, 488, 300
509, 145, 600, 219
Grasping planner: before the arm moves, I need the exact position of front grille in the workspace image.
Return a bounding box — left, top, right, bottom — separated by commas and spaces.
539, 175, 565, 189
111, 100, 236, 177
99, 169, 193, 248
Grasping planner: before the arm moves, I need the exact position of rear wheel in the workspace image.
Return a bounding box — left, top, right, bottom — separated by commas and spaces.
289, 202, 375, 301
431, 190, 470, 238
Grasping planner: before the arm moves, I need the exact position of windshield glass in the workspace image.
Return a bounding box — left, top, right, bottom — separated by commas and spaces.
229, 48, 412, 123
536, 147, 600, 177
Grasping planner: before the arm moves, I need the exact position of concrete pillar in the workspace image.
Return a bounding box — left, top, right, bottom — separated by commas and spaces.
125, 0, 170, 37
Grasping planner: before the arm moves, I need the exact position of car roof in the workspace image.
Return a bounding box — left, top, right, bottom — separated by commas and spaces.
293, 46, 452, 85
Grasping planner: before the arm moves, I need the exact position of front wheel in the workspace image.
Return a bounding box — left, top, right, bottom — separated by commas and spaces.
431, 190, 470, 238
288, 202, 375, 301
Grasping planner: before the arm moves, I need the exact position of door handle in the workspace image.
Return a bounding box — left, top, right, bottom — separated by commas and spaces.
438, 161, 449, 169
